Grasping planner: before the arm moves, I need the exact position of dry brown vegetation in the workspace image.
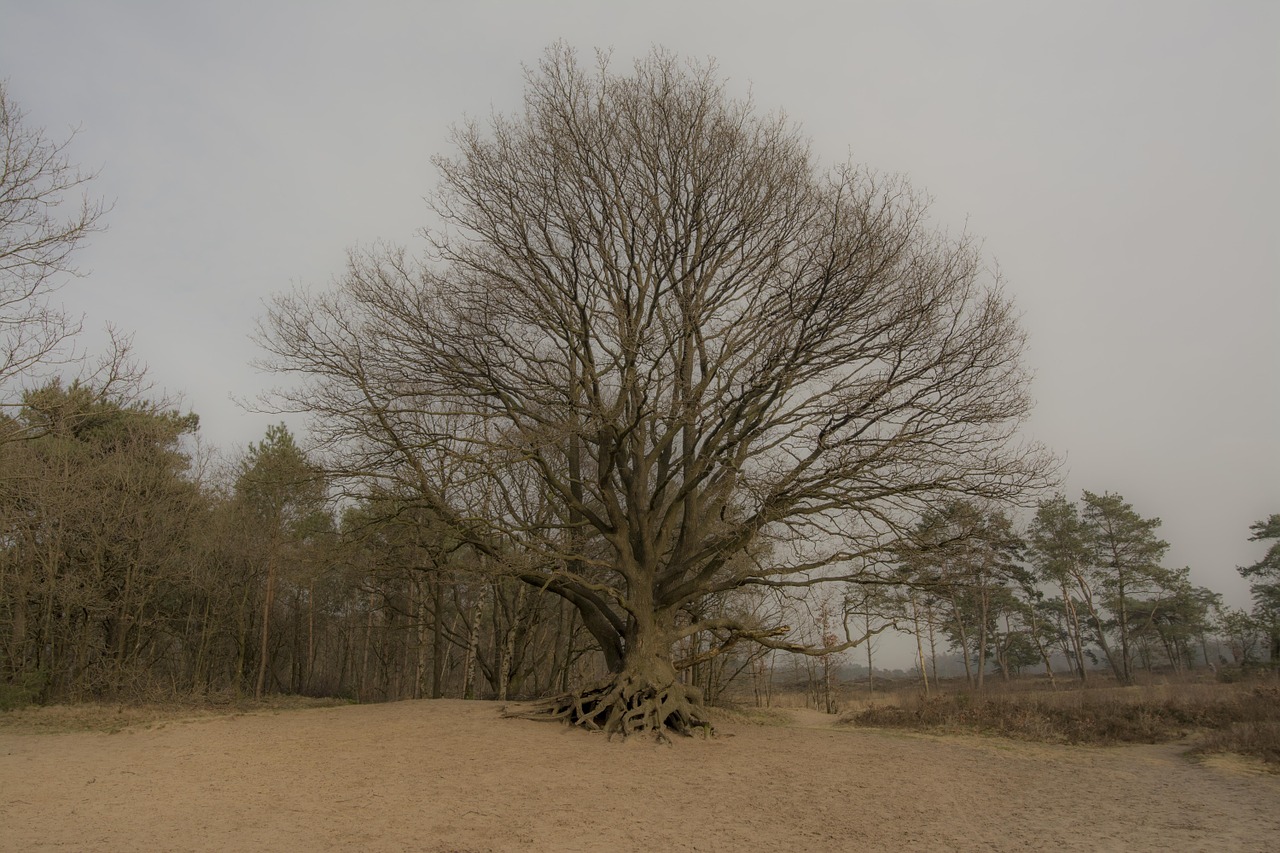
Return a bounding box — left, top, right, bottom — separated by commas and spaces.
0, 694, 347, 735
13, 675, 1275, 767
838, 676, 1280, 767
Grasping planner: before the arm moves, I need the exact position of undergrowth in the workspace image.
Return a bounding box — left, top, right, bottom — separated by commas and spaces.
842, 681, 1280, 768
0, 693, 350, 734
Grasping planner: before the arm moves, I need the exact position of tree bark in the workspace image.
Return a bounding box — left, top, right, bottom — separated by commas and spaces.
254, 554, 277, 701
461, 584, 485, 700
431, 577, 446, 699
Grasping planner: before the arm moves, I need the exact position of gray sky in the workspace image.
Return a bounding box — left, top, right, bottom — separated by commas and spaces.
2, 1, 1276, 616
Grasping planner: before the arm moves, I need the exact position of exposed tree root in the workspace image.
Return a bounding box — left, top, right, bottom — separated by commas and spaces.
504, 675, 713, 742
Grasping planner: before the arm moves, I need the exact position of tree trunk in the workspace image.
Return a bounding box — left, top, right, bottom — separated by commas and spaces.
996, 612, 1014, 682
953, 598, 973, 687
461, 585, 485, 700
976, 586, 989, 692
1072, 570, 1123, 682
431, 578, 446, 699
865, 599, 875, 691
306, 581, 316, 694
910, 594, 929, 696
254, 555, 277, 701
413, 578, 428, 700
1061, 583, 1088, 683
192, 596, 213, 693
9, 578, 29, 677
1116, 575, 1132, 683
1026, 608, 1056, 689
824, 655, 836, 714
928, 615, 939, 686
359, 598, 375, 702
509, 607, 709, 739
557, 603, 577, 694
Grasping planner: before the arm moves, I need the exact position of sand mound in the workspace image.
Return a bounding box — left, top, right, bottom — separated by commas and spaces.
2, 699, 1277, 851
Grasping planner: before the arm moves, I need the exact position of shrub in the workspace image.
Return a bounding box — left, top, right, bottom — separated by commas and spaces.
0, 670, 49, 711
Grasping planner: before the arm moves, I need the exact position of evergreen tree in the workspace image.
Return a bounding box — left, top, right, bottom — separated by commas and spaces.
1081, 491, 1171, 683
234, 424, 331, 699
1239, 514, 1280, 663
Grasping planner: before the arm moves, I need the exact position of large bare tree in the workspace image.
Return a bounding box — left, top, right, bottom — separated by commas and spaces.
258, 46, 1052, 736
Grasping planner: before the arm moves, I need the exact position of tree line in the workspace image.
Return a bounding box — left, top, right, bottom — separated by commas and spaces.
886, 494, 1275, 693
0, 381, 1273, 708
0, 383, 611, 705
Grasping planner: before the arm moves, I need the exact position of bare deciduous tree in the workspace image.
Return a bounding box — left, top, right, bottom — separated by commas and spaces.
0, 82, 106, 404
257, 46, 1053, 737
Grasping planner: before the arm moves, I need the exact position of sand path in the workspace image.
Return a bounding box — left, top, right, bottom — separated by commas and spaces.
2, 699, 1277, 851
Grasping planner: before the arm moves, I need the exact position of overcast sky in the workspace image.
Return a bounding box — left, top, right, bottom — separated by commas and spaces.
2, 1, 1276, 616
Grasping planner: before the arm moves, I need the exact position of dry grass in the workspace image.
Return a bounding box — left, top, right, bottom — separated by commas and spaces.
706, 704, 794, 727
10, 672, 1278, 769
839, 677, 1280, 768
0, 693, 349, 734
1190, 719, 1280, 766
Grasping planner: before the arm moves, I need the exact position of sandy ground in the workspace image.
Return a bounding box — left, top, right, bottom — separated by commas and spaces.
2, 700, 1278, 852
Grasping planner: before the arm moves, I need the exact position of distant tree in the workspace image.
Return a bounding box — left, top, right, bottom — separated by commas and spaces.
1028, 492, 1177, 682
1026, 495, 1094, 681
338, 495, 469, 700
1081, 491, 1171, 683
1128, 568, 1218, 673
901, 501, 1023, 691
895, 582, 942, 693
257, 46, 1053, 736
234, 424, 330, 699
1239, 514, 1280, 663
791, 589, 848, 713
844, 582, 897, 691
0, 83, 106, 411
1216, 605, 1263, 666
992, 562, 1059, 683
